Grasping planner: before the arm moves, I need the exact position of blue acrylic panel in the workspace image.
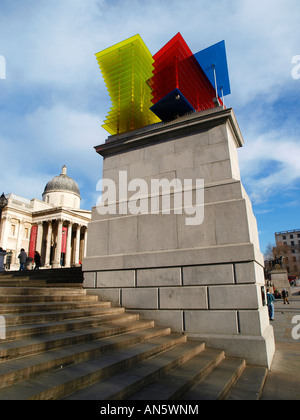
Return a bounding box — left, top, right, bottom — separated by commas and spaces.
194, 40, 231, 97
150, 88, 195, 121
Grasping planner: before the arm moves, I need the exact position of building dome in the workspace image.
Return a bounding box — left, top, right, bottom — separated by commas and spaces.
42, 166, 81, 209
43, 166, 80, 197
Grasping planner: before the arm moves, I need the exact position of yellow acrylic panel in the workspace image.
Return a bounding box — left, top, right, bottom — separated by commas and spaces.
96, 34, 160, 135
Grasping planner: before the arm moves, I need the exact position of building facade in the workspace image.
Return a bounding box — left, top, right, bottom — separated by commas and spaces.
0, 166, 91, 270
275, 229, 300, 276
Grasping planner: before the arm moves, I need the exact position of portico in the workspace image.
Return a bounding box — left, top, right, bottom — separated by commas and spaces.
0, 166, 91, 270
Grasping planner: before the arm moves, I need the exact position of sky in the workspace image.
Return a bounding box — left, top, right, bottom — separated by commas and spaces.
0, 0, 299, 256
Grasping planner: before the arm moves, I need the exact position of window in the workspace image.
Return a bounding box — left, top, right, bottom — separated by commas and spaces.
291, 241, 295, 246
283, 235, 286, 240
290, 235, 294, 239
11, 225, 16, 236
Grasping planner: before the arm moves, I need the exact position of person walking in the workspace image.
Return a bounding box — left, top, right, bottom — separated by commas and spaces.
34, 251, 41, 270
282, 288, 290, 305
18, 248, 27, 271
267, 288, 275, 321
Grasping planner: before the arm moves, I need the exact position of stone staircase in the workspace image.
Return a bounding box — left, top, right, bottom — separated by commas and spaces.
0, 285, 268, 400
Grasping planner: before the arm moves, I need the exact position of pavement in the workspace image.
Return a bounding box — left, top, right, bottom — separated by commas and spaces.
261, 287, 300, 400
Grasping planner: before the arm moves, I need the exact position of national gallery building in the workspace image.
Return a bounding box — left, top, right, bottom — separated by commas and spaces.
0, 166, 91, 270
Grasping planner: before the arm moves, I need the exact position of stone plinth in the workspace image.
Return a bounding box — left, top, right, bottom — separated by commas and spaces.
271, 270, 290, 294
83, 107, 275, 368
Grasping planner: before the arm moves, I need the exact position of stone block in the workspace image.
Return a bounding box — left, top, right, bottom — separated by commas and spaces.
214, 199, 250, 245
118, 148, 144, 167
122, 288, 159, 309
137, 267, 181, 287
159, 149, 194, 174
159, 286, 208, 309
238, 307, 270, 336
144, 140, 175, 160
108, 216, 138, 255
83, 272, 96, 288
209, 285, 260, 310
235, 261, 265, 285
130, 309, 184, 332
87, 289, 121, 306
97, 270, 135, 288
193, 143, 230, 167
184, 311, 238, 335
183, 264, 234, 286
174, 129, 210, 152
137, 213, 178, 252
85, 220, 108, 256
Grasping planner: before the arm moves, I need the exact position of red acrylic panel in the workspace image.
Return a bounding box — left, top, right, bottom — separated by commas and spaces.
151, 33, 220, 112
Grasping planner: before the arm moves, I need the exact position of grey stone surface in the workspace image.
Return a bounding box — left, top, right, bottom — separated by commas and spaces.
137, 268, 181, 287
183, 264, 234, 286
83, 108, 275, 368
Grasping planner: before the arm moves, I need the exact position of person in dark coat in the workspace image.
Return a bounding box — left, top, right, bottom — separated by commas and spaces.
18, 249, 27, 271
34, 251, 41, 270
282, 289, 290, 305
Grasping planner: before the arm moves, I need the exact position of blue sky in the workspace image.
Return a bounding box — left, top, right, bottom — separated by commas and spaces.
0, 0, 299, 255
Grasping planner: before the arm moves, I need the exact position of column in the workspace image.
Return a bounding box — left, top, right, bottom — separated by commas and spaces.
75, 224, 81, 267
64, 221, 73, 268
35, 221, 44, 254
16, 220, 24, 254
53, 218, 63, 268
0, 215, 11, 250
83, 227, 88, 258
45, 221, 52, 268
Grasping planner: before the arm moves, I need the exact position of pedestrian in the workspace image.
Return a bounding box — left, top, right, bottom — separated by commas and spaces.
34, 251, 41, 270
18, 248, 27, 271
282, 288, 290, 305
267, 288, 275, 321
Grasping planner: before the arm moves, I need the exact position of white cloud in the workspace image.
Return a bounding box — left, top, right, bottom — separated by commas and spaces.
238, 131, 300, 203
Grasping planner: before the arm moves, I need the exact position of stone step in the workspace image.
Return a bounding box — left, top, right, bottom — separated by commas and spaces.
0, 333, 186, 400
224, 366, 268, 400
0, 319, 158, 361
3, 306, 126, 326
0, 282, 83, 288
129, 348, 225, 401
182, 358, 246, 400
0, 326, 170, 391
4, 313, 140, 341
0, 300, 111, 314
0, 287, 87, 296
65, 345, 219, 400
0, 294, 99, 304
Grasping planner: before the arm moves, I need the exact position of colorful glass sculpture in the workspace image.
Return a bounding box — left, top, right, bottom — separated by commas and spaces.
96, 33, 230, 135
95, 34, 160, 135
